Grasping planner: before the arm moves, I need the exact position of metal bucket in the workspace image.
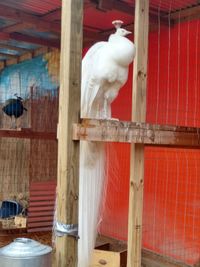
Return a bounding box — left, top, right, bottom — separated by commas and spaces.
0, 238, 52, 267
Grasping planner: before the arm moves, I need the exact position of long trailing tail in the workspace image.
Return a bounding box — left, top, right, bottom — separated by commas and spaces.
78, 141, 105, 267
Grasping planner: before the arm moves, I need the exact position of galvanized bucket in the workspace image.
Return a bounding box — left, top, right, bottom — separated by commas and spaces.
0, 238, 52, 267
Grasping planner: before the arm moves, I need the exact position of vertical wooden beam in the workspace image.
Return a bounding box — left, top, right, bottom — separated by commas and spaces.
55, 0, 83, 266
127, 1, 149, 267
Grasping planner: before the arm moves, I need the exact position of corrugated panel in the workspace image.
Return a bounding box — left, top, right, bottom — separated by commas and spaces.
2, 0, 197, 20
123, 0, 199, 12
84, 6, 133, 31
84, 0, 200, 31
150, 0, 199, 12
27, 180, 56, 232
0, 0, 61, 15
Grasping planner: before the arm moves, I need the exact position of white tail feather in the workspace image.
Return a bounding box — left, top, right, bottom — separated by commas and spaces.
78, 141, 105, 267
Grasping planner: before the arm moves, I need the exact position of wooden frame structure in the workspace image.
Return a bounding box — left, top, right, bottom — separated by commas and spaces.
0, 0, 200, 267
56, 0, 200, 267
55, 0, 82, 266
127, 2, 149, 265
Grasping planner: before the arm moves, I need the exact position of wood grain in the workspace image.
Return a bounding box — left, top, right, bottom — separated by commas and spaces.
127, 1, 149, 267
55, 0, 83, 266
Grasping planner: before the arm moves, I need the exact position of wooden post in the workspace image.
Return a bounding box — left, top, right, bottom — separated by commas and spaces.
55, 0, 83, 266
127, 1, 149, 267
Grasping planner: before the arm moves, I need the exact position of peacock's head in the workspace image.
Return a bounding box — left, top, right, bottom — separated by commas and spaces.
116, 28, 132, 36
112, 20, 132, 37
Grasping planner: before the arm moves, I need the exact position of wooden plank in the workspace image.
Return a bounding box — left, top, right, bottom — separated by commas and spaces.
90, 249, 120, 267
14, 216, 27, 228
0, 52, 18, 59
0, 129, 56, 140
55, 0, 82, 266
127, 1, 149, 267
91, 0, 168, 26
170, 5, 200, 24
3, 22, 33, 33
0, 43, 29, 53
42, 9, 61, 21
73, 119, 200, 148
9, 33, 60, 48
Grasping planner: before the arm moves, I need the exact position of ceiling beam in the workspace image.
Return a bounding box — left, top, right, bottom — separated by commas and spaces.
0, 52, 18, 59
9, 33, 60, 48
0, 30, 60, 49
0, 43, 29, 53
0, 31, 60, 48
97, 0, 114, 10
83, 19, 160, 47
169, 5, 200, 23
42, 9, 61, 21
0, 3, 60, 34
2, 22, 32, 33
91, 0, 169, 26
83, 29, 107, 40
0, 29, 94, 50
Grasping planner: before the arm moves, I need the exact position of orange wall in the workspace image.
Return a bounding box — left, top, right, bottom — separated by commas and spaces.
100, 19, 200, 265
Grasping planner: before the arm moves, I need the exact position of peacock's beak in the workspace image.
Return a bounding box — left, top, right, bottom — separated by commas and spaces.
126, 30, 132, 35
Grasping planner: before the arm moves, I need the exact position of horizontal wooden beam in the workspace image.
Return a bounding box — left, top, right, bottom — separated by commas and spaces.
73, 119, 200, 148
0, 52, 18, 59
0, 129, 56, 140
42, 9, 61, 21
9, 32, 60, 48
0, 31, 59, 49
91, 0, 169, 26
0, 43, 30, 53
170, 5, 200, 24
2, 22, 33, 33
0, 3, 60, 34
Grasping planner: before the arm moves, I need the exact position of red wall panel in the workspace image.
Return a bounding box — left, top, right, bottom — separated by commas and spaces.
99, 19, 200, 265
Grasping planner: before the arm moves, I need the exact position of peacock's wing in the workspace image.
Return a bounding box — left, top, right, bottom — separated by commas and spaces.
81, 41, 106, 118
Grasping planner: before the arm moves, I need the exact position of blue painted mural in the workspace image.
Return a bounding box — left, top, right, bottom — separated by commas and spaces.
0, 54, 59, 103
